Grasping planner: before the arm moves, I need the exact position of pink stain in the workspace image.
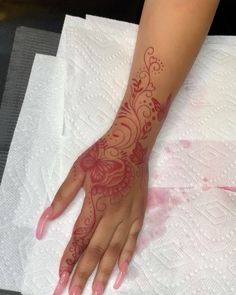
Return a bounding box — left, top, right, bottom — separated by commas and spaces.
171, 194, 184, 206
137, 187, 185, 251
164, 146, 172, 154
218, 186, 236, 192
202, 184, 211, 191
147, 187, 170, 208
179, 140, 192, 148
201, 177, 211, 191
137, 237, 150, 250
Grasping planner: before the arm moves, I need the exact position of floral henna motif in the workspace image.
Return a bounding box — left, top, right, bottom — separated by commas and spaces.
79, 142, 123, 183
65, 194, 97, 268
129, 142, 147, 165
152, 93, 172, 121
63, 47, 172, 271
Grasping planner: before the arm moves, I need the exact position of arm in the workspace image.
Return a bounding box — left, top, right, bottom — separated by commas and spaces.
111, 0, 219, 152
36, 1, 219, 295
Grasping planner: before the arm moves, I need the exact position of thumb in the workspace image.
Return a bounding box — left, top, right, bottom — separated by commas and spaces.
35, 162, 84, 240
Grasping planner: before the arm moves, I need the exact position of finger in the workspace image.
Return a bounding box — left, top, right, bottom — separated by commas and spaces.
36, 162, 84, 240
69, 216, 123, 294
51, 162, 85, 217
59, 193, 101, 274
113, 217, 144, 289
53, 194, 101, 295
91, 221, 130, 295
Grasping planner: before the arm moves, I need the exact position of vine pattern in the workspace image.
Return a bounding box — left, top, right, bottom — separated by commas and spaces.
60, 47, 172, 272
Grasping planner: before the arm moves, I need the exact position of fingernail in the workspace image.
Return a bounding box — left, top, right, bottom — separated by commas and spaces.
92, 281, 104, 295
113, 261, 129, 289
36, 206, 53, 240
70, 285, 82, 295
53, 271, 70, 295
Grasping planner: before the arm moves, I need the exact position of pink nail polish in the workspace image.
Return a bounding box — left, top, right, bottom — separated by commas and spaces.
92, 281, 104, 295
35, 206, 53, 240
53, 271, 70, 295
70, 285, 82, 295
113, 261, 129, 289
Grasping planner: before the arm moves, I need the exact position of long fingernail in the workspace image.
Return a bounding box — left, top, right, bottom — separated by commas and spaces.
53, 271, 70, 295
36, 206, 53, 240
113, 261, 129, 289
92, 281, 104, 295
70, 285, 82, 295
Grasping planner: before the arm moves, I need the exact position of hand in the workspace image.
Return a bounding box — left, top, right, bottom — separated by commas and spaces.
36, 124, 149, 295
36, 46, 168, 295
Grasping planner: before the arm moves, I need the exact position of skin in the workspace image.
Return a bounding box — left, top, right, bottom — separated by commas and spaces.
37, 0, 220, 294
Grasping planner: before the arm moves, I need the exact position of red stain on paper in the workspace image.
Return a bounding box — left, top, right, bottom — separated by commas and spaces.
218, 186, 236, 192
165, 146, 172, 154
147, 187, 170, 208
179, 140, 192, 148
202, 177, 211, 191
137, 187, 185, 251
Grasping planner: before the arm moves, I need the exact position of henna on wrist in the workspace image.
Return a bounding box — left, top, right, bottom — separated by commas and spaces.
110, 46, 172, 151
61, 47, 172, 271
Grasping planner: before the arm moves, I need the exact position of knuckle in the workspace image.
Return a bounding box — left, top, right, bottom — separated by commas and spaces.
76, 270, 89, 281
100, 266, 112, 277
70, 165, 83, 183
87, 244, 105, 258
108, 242, 122, 254
134, 218, 144, 229
52, 189, 62, 202
130, 219, 143, 239
130, 230, 140, 240
123, 249, 133, 259
57, 188, 66, 200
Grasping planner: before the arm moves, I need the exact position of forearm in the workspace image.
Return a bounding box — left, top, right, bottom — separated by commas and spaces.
110, 0, 219, 155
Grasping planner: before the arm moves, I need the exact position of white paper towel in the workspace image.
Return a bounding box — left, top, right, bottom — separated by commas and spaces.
0, 54, 66, 291
58, 15, 236, 187
21, 15, 236, 295
22, 187, 236, 295
1, 14, 236, 295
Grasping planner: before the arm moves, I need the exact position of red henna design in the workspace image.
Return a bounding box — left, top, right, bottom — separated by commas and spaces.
62, 47, 172, 273
131, 78, 144, 97
152, 94, 172, 122
79, 142, 123, 183
129, 142, 147, 165
65, 195, 96, 267
115, 46, 169, 147
91, 160, 134, 198
141, 121, 152, 139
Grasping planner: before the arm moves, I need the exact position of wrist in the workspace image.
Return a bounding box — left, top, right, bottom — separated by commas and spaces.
105, 114, 154, 161
105, 47, 173, 161
110, 92, 164, 144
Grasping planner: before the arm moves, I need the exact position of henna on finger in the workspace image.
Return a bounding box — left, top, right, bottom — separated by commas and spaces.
52, 47, 171, 294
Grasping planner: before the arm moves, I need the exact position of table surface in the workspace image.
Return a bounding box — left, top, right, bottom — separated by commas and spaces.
0, 0, 236, 294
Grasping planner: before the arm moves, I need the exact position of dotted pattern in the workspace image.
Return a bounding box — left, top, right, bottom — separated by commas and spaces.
149, 140, 236, 187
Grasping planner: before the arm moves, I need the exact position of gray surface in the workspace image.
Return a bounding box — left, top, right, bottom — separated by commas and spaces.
0, 26, 60, 183
0, 26, 60, 294
0, 290, 20, 295
0, 152, 7, 177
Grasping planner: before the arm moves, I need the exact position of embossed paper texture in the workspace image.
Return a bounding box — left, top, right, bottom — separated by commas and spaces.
21, 15, 236, 295
58, 16, 236, 188
0, 55, 66, 291
0, 15, 236, 295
